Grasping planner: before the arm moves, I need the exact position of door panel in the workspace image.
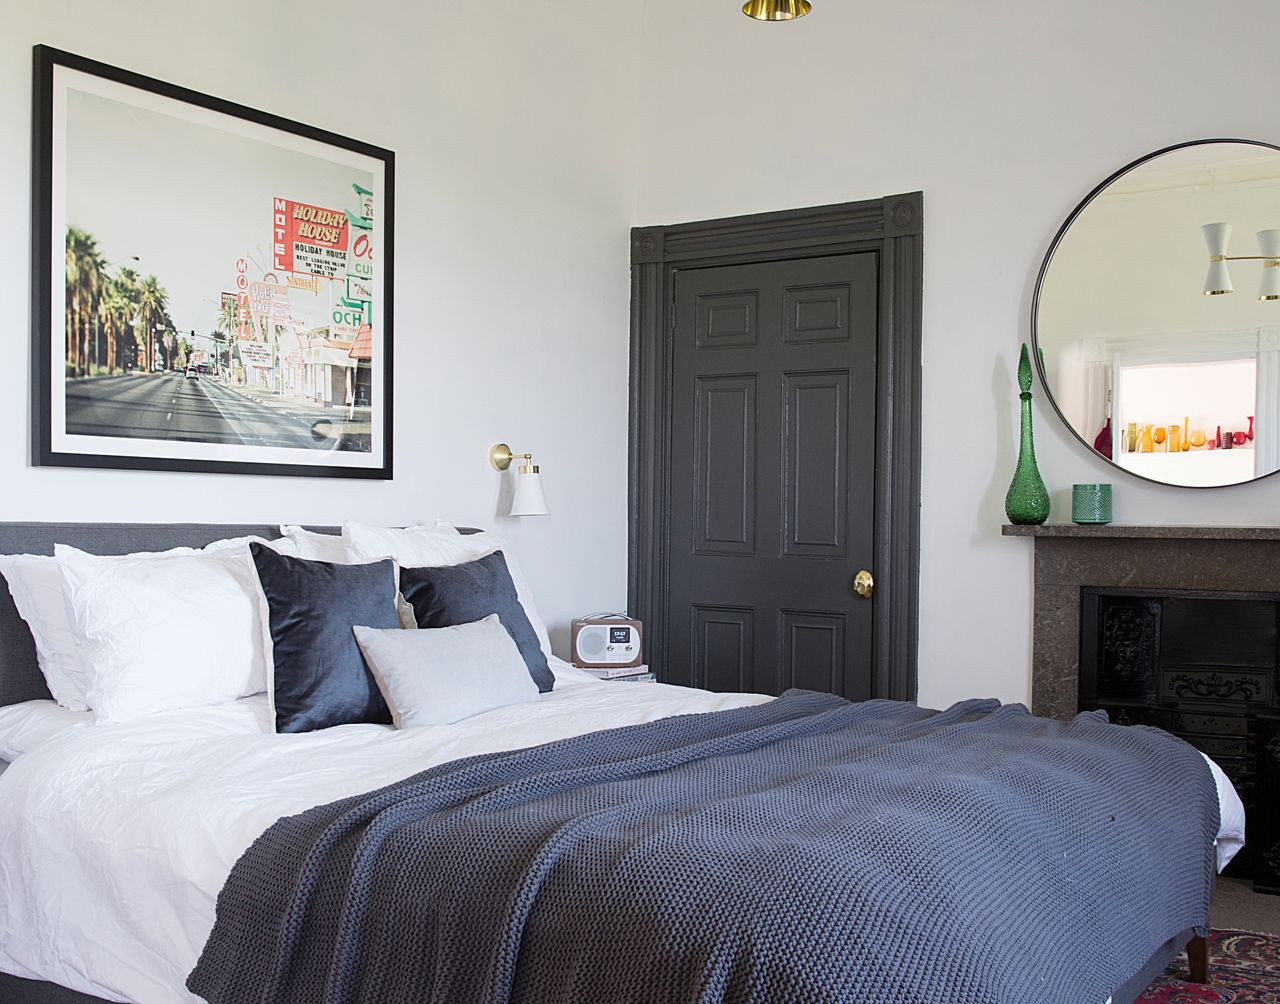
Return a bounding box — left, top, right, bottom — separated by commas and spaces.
694, 376, 757, 555
783, 283, 852, 344
692, 605, 756, 693
780, 610, 848, 695
696, 291, 759, 349
668, 253, 878, 699
783, 370, 849, 557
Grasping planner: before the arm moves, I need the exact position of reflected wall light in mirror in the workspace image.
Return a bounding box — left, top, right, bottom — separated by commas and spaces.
1201, 223, 1280, 299
1033, 139, 1280, 489
488, 443, 550, 516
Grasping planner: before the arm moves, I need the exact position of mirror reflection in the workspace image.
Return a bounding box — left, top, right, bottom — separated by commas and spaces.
1035, 140, 1280, 487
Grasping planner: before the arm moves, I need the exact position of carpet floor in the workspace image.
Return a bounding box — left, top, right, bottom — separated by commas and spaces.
1137, 929, 1280, 1002
1213, 878, 1280, 936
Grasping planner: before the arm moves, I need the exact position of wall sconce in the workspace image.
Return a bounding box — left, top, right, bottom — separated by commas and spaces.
1201, 223, 1280, 300
489, 443, 549, 516
742, 0, 812, 19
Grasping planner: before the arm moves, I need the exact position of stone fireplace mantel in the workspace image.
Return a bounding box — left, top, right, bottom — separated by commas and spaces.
1004, 524, 1280, 542
1004, 523, 1280, 719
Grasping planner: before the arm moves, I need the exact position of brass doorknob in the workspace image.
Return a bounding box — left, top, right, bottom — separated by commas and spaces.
853, 569, 874, 599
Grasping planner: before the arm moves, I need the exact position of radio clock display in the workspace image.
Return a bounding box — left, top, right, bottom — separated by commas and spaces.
610, 627, 631, 644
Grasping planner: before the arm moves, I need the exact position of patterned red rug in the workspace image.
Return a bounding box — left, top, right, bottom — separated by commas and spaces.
1136, 930, 1280, 1003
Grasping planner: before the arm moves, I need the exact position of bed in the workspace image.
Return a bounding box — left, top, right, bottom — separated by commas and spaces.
0, 522, 1248, 1004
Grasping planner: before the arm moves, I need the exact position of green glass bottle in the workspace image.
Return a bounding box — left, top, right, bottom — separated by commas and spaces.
1005, 343, 1051, 525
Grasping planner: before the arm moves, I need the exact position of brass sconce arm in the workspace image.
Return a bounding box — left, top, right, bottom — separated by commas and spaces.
489, 443, 538, 473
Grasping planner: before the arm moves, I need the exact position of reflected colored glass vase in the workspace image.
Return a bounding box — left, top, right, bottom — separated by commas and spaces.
1004, 343, 1051, 525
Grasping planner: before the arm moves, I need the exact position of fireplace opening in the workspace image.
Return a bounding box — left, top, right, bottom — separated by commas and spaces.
1079, 586, 1280, 892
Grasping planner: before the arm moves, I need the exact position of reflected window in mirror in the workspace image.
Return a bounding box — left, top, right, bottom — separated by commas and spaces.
1035, 140, 1280, 488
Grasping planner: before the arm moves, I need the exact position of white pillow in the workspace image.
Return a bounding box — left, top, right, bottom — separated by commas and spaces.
339, 522, 457, 561
56, 543, 271, 722
0, 554, 92, 710
342, 524, 553, 660
278, 525, 348, 563
353, 615, 539, 728
0, 699, 93, 760
0, 536, 292, 713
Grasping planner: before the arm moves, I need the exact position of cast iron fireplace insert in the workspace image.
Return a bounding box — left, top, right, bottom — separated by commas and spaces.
1079, 586, 1280, 892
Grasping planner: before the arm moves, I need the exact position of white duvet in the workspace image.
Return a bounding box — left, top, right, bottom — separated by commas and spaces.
0, 665, 1246, 1004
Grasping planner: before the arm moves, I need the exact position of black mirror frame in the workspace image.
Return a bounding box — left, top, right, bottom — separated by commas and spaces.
1030, 137, 1280, 490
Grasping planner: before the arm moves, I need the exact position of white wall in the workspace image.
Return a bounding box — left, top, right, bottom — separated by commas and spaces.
0, 0, 641, 653
8, 1, 1280, 707
633, 0, 1280, 708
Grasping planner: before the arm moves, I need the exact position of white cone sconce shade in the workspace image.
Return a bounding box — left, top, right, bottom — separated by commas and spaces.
1202, 222, 1234, 296
488, 443, 550, 517
1259, 230, 1280, 301
510, 471, 550, 516
1201, 222, 1280, 299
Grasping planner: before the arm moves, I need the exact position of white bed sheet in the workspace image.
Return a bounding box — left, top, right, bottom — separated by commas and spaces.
0, 667, 1246, 1004
0, 665, 768, 1003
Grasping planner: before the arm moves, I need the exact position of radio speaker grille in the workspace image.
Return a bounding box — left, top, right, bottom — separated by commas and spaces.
577, 629, 607, 659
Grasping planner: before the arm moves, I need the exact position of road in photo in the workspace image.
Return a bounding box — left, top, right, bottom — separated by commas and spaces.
66, 372, 368, 451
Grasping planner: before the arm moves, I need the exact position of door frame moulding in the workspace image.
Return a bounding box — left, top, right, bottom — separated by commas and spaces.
628, 194, 923, 701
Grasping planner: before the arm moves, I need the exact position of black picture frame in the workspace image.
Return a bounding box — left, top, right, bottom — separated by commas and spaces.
31, 45, 395, 480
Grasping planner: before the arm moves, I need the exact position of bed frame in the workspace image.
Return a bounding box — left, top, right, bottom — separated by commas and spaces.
0, 522, 1210, 1004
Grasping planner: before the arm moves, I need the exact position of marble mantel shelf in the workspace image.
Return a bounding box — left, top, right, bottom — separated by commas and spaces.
1002, 523, 1280, 541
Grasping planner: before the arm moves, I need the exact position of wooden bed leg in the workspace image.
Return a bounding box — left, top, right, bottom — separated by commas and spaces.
1187, 934, 1210, 984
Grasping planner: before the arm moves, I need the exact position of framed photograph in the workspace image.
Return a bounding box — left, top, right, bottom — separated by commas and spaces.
31, 45, 394, 479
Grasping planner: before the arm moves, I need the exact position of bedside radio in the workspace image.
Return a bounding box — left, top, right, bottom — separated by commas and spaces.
571, 614, 643, 669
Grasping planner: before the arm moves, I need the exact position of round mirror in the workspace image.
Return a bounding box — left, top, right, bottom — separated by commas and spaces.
1034, 139, 1280, 488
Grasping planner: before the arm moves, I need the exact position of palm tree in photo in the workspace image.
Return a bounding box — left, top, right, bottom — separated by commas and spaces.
135, 274, 169, 374
113, 267, 141, 373
81, 238, 105, 373
65, 228, 106, 377
218, 295, 248, 382
97, 267, 141, 375
64, 237, 77, 374
98, 277, 125, 375
158, 309, 176, 371
217, 294, 237, 337
64, 228, 85, 374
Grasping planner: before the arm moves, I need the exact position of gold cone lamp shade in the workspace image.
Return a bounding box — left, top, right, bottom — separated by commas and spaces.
743, 0, 812, 20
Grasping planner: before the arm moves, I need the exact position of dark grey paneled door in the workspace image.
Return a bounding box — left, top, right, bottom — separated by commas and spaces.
668, 253, 879, 699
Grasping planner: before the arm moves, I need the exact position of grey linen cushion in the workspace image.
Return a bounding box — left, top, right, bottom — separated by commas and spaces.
353, 615, 539, 728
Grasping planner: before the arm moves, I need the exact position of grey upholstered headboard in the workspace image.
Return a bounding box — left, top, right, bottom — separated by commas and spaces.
0, 523, 333, 708
0, 522, 482, 709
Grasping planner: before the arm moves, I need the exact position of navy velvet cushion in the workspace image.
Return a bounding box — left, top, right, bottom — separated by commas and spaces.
250, 543, 400, 733
398, 551, 554, 693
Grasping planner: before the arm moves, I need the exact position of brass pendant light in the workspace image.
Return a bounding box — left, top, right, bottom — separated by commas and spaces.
742, 0, 812, 20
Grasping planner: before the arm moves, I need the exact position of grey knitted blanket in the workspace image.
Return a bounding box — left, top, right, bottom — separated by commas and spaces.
188, 691, 1219, 1004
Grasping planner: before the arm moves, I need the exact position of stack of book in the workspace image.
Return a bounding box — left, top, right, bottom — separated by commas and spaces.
579, 664, 655, 683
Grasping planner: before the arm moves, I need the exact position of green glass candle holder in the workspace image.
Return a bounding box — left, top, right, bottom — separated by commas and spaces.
1071, 483, 1112, 525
